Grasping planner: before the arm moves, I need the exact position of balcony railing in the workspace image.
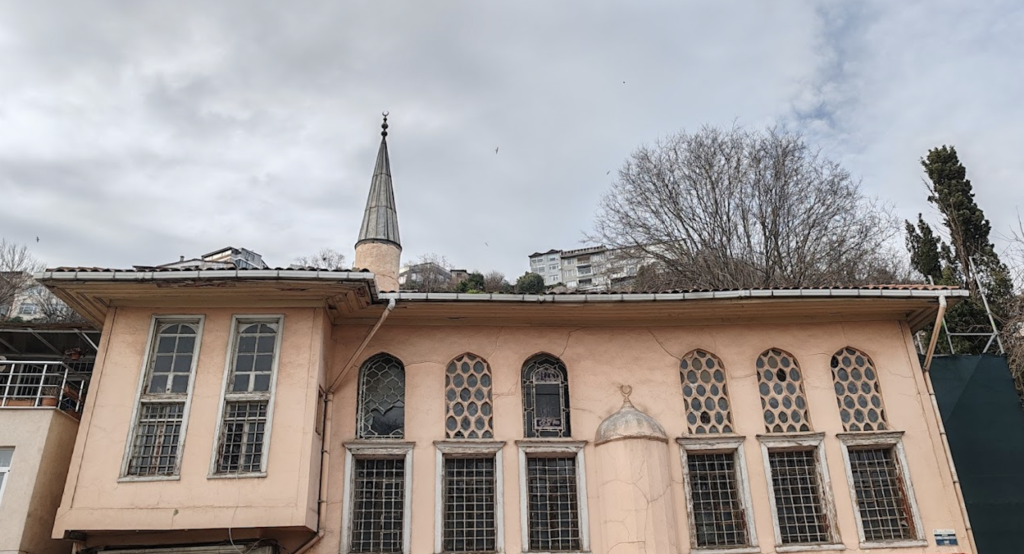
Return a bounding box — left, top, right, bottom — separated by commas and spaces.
0, 361, 89, 417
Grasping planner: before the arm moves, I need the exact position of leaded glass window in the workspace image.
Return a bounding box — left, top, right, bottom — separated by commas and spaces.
757, 349, 811, 433
446, 353, 494, 439
522, 354, 571, 438
831, 347, 888, 432
125, 318, 201, 477
358, 353, 406, 439
680, 350, 733, 434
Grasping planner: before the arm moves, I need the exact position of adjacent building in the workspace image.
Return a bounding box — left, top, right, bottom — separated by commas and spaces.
35, 118, 978, 554
527, 246, 641, 291
134, 246, 269, 271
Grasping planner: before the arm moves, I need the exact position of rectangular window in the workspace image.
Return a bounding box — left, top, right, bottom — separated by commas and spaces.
769, 450, 829, 544
18, 303, 38, 315
352, 458, 406, 552
0, 448, 12, 512
688, 452, 748, 547
213, 317, 283, 476
444, 457, 496, 552
526, 457, 581, 551
123, 317, 203, 479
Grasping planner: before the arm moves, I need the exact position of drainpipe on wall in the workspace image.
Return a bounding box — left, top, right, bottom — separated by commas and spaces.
921, 295, 978, 554
293, 298, 396, 554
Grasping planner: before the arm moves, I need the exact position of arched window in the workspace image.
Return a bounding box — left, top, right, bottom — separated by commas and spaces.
831, 347, 888, 431
357, 353, 405, 439
446, 353, 494, 439
522, 354, 571, 438
756, 348, 811, 433
680, 350, 733, 434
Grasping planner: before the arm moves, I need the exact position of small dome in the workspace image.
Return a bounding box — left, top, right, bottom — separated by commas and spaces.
595, 386, 668, 445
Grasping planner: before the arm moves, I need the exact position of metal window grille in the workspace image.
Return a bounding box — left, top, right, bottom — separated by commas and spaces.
831, 348, 888, 432
768, 449, 830, 544
217, 401, 267, 473
127, 403, 184, 476
849, 448, 914, 541
443, 457, 496, 553
446, 354, 494, 439
687, 452, 749, 547
351, 458, 406, 553
757, 349, 812, 433
526, 457, 581, 551
358, 354, 406, 439
522, 355, 571, 438
680, 350, 734, 434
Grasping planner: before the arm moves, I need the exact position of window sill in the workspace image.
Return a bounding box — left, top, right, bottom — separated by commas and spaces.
117, 474, 181, 483
860, 539, 929, 549
207, 471, 267, 480
776, 544, 846, 552
693, 546, 761, 554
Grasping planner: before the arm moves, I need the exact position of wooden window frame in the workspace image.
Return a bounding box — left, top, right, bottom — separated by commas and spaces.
433, 440, 506, 554
340, 441, 415, 554
516, 440, 591, 553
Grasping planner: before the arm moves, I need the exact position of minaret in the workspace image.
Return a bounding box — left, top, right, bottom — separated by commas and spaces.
354, 113, 402, 292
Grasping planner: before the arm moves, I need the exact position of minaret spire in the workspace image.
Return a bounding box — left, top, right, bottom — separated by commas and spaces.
356, 112, 401, 248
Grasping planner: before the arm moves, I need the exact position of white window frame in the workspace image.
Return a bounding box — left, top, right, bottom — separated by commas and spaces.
757, 433, 843, 552
0, 447, 12, 513
677, 436, 759, 554
517, 440, 591, 553
837, 431, 927, 549
119, 315, 205, 482
341, 441, 415, 554
208, 314, 284, 478
434, 440, 505, 554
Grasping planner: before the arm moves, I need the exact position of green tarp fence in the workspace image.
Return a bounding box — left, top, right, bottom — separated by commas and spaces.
929, 355, 1024, 554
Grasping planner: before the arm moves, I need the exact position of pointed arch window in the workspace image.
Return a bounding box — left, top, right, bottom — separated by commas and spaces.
680, 350, 734, 434
756, 348, 811, 433
522, 354, 571, 438
831, 347, 888, 432
446, 353, 494, 439
357, 353, 406, 439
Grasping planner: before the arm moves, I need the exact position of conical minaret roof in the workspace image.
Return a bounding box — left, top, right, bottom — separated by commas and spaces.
356, 114, 401, 249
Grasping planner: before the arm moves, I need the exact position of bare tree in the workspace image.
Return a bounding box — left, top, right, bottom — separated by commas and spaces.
483, 271, 509, 293
1, 239, 46, 317
293, 248, 347, 269
590, 126, 905, 290
31, 286, 86, 323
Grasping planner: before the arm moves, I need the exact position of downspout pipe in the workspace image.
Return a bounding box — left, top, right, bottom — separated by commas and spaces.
921, 295, 978, 553
294, 298, 396, 554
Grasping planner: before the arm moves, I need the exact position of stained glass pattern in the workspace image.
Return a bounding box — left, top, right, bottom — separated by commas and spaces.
358, 353, 406, 439
680, 350, 734, 434
446, 353, 494, 439
831, 348, 888, 432
757, 349, 811, 433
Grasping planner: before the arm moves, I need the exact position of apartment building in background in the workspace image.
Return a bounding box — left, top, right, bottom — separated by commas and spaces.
528, 246, 641, 291
34, 118, 978, 554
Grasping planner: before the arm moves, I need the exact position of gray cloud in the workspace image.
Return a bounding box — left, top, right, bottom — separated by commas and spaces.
0, 1, 1020, 278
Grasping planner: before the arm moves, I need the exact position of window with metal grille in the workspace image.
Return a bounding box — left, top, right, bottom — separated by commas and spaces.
443, 457, 497, 553
124, 319, 201, 477
522, 354, 571, 438
687, 452, 749, 547
849, 447, 914, 542
358, 353, 406, 439
757, 349, 811, 433
768, 449, 830, 544
351, 458, 406, 553
446, 353, 494, 439
214, 318, 281, 475
526, 457, 581, 551
831, 347, 888, 432
680, 350, 734, 434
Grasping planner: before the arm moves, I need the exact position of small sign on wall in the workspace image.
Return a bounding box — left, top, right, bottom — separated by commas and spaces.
934, 529, 958, 546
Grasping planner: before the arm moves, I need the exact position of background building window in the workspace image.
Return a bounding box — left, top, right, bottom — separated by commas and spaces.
831, 347, 888, 432
522, 354, 571, 438
680, 350, 733, 434
124, 318, 201, 478
756, 348, 811, 433
214, 318, 282, 475
357, 353, 406, 439
0, 448, 13, 511
446, 353, 494, 439
18, 303, 38, 315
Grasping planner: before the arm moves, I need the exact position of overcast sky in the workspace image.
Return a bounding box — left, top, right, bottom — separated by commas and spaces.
1, 1, 1021, 278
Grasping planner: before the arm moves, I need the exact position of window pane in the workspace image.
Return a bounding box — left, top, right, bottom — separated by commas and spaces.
688, 451, 748, 547
446, 354, 494, 439
146, 323, 197, 395
757, 349, 811, 433
217, 401, 268, 474
127, 403, 184, 476
680, 350, 734, 434
443, 457, 496, 552
769, 449, 829, 544
358, 354, 405, 439
351, 458, 405, 553
527, 457, 581, 551
0, 447, 13, 468
849, 447, 914, 541
522, 355, 571, 438
831, 348, 888, 432
230, 322, 277, 394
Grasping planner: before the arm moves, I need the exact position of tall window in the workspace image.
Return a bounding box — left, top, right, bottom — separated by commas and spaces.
213, 318, 282, 475
678, 436, 757, 550
680, 350, 734, 434
518, 441, 589, 553
831, 347, 888, 432
123, 318, 202, 478
444, 457, 497, 552
446, 353, 493, 439
357, 353, 406, 439
522, 354, 571, 438
343, 442, 414, 554
759, 434, 839, 548
756, 348, 811, 433
0, 448, 12, 511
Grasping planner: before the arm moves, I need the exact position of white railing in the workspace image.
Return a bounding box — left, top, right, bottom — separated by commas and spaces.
0, 361, 89, 417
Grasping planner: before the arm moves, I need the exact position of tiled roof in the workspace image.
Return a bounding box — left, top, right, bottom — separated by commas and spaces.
377, 283, 968, 299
